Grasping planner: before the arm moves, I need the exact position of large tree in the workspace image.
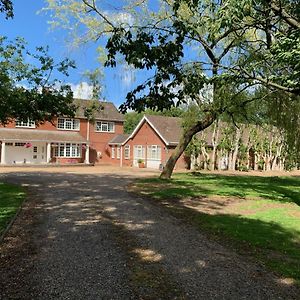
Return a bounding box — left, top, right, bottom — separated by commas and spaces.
0, 1, 77, 125
45, 0, 300, 178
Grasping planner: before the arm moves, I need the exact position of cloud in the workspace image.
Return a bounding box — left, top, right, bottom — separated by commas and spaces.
69, 82, 94, 99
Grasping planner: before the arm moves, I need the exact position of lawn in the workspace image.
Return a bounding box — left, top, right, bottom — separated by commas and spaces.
131, 173, 300, 284
0, 182, 25, 236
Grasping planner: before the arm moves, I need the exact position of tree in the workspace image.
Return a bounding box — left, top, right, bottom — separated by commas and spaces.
0, 2, 78, 125
0, 0, 13, 19
0, 37, 76, 124
45, 0, 300, 178
124, 107, 184, 134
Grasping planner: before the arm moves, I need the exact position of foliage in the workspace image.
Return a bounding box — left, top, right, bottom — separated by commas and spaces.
0, 0, 13, 19
124, 107, 184, 134
0, 182, 25, 234
0, 37, 76, 124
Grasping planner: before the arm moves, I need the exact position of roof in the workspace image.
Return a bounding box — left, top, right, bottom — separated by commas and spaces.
0, 128, 88, 143
144, 115, 183, 145
109, 134, 130, 145
117, 115, 184, 146
74, 99, 124, 122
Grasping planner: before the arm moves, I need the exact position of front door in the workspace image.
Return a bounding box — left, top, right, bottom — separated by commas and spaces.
31, 144, 46, 164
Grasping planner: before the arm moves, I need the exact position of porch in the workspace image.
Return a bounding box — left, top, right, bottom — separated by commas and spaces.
0, 128, 90, 165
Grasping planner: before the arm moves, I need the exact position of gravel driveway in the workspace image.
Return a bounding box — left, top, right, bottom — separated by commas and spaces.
0, 172, 299, 299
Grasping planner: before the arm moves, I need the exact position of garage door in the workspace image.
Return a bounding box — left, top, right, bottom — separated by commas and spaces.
5, 142, 47, 164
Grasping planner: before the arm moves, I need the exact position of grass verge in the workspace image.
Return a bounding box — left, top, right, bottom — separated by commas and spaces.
130, 173, 300, 285
0, 182, 25, 236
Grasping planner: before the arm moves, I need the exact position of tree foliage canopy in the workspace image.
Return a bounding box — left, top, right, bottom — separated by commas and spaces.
0, 1, 79, 125
0, 37, 76, 124
0, 0, 13, 19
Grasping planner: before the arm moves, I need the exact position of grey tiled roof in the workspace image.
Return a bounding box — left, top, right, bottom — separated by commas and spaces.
109, 134, 130, 145
74, 99, 125, 122
145, 115, 183, 145
0, 128, 87, 143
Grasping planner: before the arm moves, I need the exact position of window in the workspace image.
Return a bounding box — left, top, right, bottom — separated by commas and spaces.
116, 146, 121, 159
147, 145, 161, 160
124, 145, 130, 159
111, 146, 115, 159
15, 119, 35, 128
95, 121, 115, 132
6, 143, 13, 146
15, 142, 26, 147
33, 146, 38, 153
57, 118, 80, 130
54, 143, 81, 158
134, 145, 145, 159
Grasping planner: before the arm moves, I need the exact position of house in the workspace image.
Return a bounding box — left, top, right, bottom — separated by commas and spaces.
108, 115, 189, 169
0, 99, 124, 165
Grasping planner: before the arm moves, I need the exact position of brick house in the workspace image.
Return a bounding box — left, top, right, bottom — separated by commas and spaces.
108, 115, 188, 169
0, 99, 124, 165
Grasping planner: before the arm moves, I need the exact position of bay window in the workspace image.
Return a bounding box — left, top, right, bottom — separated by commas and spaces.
54, 143, 81, 158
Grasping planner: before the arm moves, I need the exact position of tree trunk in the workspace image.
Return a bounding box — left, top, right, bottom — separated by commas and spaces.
254, 153, 259, 170
211, 120, 220, 170
160, 113, 217, 179
230, 127, 241, 170
272, 144, 282, 170
201, 146, 210, 170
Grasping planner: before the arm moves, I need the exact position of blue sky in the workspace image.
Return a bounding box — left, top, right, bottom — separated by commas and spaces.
0, 0, 138, 107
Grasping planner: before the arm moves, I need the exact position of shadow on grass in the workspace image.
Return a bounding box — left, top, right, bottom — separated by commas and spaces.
142, 173, 300, 206
161, 197, 300, 283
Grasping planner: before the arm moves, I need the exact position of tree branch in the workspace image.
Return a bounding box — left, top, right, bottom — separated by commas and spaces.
270, 1, 300, 29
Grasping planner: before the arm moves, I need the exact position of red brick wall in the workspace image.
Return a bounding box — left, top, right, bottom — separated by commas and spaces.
118, 120, 187, 169
1, 118, 125, 164
88, 121, 124, 164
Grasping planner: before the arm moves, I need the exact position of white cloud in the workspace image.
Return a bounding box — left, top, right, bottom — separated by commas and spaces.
70, 82, 94, 99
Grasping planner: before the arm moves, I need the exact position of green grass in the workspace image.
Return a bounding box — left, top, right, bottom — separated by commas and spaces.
0, 182, 25, 235
133, 173, 300, 284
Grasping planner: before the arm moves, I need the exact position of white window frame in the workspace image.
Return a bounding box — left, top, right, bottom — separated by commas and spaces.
124, 145, 130, 159
134, 145, 145, 159
95, 121, 115, 133
15, 119, 35, 128
54, 143, 81, 158
147, 145, 161, 160
57, 118, 80, 131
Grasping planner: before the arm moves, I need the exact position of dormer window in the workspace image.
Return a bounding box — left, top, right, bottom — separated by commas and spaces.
15, 119, 35, 128
57, 118, 80, 130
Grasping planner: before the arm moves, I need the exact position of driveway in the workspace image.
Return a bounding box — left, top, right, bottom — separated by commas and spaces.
0, 171, 299, 299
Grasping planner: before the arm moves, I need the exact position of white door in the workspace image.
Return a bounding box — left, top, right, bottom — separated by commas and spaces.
31, 144, 47, 164
146, 145, 162, 169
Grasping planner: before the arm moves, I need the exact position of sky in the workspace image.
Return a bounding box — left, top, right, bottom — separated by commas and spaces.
0, 0, 138, 107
